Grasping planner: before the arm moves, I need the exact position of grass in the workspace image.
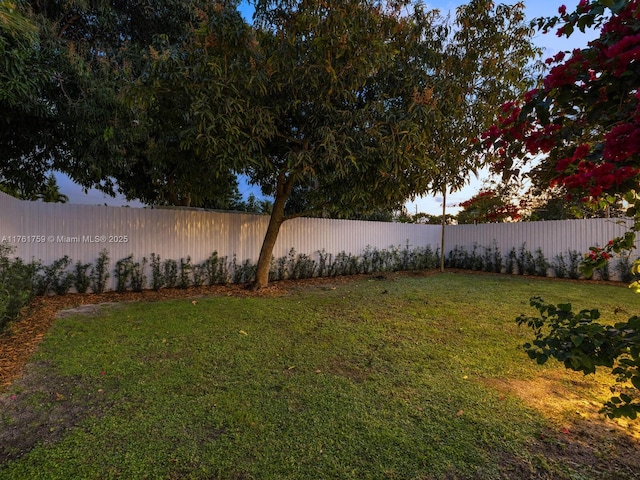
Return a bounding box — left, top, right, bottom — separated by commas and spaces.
1, 272, 640, 479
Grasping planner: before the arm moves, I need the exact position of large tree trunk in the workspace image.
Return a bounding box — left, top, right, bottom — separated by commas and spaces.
253, 172, 294, 289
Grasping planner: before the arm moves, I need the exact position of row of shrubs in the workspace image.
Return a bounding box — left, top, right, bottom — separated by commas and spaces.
3, 240, 638, 333
0, 243, 440, 332
445, 241, 638, 282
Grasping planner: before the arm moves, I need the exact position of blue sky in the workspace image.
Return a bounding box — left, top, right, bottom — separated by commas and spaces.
56, 0, 597, 214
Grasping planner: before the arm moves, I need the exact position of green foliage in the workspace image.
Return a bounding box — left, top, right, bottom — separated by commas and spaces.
130, 258, 147, 293
179, 257, 192, 289
0, 243, 35, 332
163, 259, 178, 289
191, 264, 206, 287
567, 250, 581, 280
552, 254, 568, 279
517, 297, 640, 419
33, 256, 72, 295
447, 243, 553, 278
73, 261, 92, 294
317, 249, 330, 278
150, 253, 164, 291
115, 255, 148, 293
616, 256, 638, 284
91, 250, 110, 294
506, 247, 517, 275
533, 248, 549, 277
203, 252, 229, 286
596, 259, 610, 281
115, 255, 134, 293
231, 256, 256, 285
482, 241, 502, 274
516, 243, 535, 276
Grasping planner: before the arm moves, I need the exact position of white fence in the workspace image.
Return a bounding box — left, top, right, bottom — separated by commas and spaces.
0, 190, 439, 269
446, 217, 639, 261
1, 190, 638, 287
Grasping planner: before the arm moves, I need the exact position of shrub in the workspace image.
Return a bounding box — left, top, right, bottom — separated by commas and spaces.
73, 261, 92, 294
533, 248, 549, 277
163, 259, 178, 288
130, 257, 147, 292
115, 255, 134, 293
150, 253, 164, 291
517, 243, 535, 276
616, 256, 638, 283
506, 247, 517, 275
91, 249, 110, 293
567, 249, 581, 280
179, 257, 192, 289
0, 244, 35, 332
552, 254, 568, 279
192, 264, 206, 287
34, 256, 73, 295
292, 252, 317, 279
203, 252, 228, 285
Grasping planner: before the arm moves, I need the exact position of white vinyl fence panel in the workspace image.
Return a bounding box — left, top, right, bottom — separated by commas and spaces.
0, 191, 439, 286
445, 217, 639, 260
2, 190, 638, 289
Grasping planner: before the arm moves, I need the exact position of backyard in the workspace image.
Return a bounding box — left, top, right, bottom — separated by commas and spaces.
1, 271, 639, 479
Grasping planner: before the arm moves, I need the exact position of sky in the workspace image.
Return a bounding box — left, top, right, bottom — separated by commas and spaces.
55, 0, 598, 215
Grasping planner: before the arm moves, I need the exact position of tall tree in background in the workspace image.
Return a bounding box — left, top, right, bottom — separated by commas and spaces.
420, 0, 541, 269
0, 0, 55, 196
110, 2, 264, 208
456, 189, 525, 224
239, 0, 541, 288
487, 0, 640, 419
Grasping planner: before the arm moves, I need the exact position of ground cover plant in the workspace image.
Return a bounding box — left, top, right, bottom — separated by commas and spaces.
1, 272, 639, 479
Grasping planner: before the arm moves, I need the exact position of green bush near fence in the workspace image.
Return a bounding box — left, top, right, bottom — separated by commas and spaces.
0, 244, 36, 332
0, 242, 440, 333
445, 241, 637, 282
1, 238, 638, 334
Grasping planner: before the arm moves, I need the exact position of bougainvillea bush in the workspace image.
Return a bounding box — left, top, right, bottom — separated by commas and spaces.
485, 0, 640, 419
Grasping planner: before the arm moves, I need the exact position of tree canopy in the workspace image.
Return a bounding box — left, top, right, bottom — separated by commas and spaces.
3, 0, 541, 288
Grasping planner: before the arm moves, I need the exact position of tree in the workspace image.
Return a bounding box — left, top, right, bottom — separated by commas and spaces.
1, 1, 248, 209
416, 0, 541, 269
0, 173, 68, 203
113, 2, 263, 208
0, 1, 60, 196
522, 183, 626, 220
0, 1, 37, 37
229, 0, 443, 288
486, 0, 640, 419
229, 0, 540, 288
456, 189, 524, 224
38, 174, 69, 203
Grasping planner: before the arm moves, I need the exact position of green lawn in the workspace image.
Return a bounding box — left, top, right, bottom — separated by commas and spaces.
1, 273, 639, 479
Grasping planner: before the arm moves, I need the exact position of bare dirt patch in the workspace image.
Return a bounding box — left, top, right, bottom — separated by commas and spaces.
483, 371, 640, 478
